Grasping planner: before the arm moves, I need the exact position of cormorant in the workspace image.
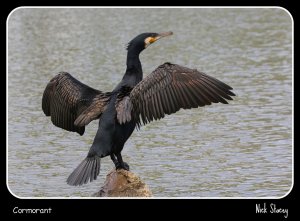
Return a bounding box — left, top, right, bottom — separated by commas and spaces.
42, 32, 235, 186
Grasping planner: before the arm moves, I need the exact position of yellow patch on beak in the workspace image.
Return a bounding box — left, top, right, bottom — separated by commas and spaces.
144, 36, 160, 47
144, 32, 172, 48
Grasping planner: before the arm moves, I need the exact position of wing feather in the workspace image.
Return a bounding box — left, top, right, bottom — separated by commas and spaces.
42, 72, 110, 135
115, 62, 235, 126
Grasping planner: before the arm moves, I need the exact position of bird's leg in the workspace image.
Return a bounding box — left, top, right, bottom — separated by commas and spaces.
110, 154, 118, 166
111, 153, 129, 170
115, 153, 130, 171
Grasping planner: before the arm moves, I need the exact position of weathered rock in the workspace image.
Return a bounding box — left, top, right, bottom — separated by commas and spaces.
92, 169, 152, 197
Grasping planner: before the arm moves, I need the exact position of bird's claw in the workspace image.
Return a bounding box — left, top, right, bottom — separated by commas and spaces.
116, 162, 130, 171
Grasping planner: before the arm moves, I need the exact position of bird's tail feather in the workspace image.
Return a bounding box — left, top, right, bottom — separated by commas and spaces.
67, 156, 101, 186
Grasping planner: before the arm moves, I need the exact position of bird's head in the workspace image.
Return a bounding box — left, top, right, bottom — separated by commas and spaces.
126, 31, 173, 53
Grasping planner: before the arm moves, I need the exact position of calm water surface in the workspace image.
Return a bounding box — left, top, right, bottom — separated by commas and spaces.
7, 8, 292, 197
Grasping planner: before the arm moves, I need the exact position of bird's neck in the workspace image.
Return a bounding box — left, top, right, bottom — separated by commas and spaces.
126, 52, 142, 72
123, 51, 143, 83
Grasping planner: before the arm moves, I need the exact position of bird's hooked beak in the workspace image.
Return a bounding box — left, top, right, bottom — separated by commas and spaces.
144, 31, 173, 48
156, 31, 173, 39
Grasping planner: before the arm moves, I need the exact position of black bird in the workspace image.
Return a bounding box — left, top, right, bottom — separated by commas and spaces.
42, 32, 235, 186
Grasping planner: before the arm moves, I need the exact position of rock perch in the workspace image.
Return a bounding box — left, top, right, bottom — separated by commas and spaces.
92, 169, 152, 197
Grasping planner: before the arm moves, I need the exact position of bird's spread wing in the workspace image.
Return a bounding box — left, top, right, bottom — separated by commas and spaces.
116, 62, 235, 126
42, 72, 110, 135
115, 86, 134, 124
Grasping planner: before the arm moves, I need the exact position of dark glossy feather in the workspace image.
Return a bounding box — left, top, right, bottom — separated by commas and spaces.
66, 156, 101, 186
115, 63, 235, 125
42, 72, 110, 135
43, 32, 235, 187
